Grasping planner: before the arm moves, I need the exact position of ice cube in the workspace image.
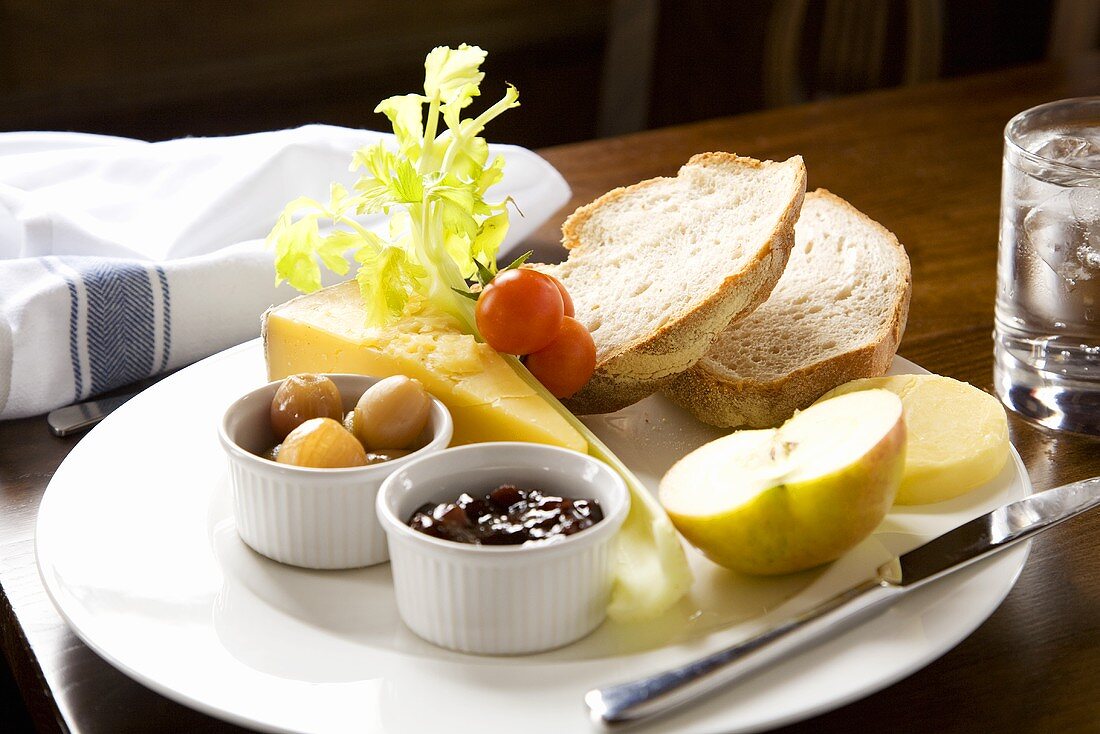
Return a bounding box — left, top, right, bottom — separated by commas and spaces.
1031, 133, 1100, 170
1023, 186, 1100, 286
1081, 243, 1100, 271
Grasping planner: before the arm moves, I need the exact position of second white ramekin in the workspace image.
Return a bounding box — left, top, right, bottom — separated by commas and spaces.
219, 374, 453, 570
376, 442, 629, 655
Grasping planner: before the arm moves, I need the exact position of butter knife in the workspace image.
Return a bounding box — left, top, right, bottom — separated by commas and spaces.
46, 391, 138, 437
586, 476, 1100, 729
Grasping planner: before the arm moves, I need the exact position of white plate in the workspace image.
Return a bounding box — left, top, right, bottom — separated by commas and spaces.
36, 341, 1030, 734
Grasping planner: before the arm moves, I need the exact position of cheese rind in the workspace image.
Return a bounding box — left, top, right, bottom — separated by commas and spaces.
264, 282, 587, 452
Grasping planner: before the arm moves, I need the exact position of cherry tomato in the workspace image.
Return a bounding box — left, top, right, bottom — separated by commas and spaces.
525, 317, 596, 398
542, 272, 575, 318
476, 269, 564, 355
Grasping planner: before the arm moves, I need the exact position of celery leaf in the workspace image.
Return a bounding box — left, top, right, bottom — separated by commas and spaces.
355, 244, 428, 323
424, 44, 486, 106
270, 44, 520, 332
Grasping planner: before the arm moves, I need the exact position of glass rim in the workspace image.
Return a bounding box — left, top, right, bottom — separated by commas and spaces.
1004, 95, 1100, 177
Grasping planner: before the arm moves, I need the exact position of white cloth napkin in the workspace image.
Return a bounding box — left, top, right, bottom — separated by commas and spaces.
0, 125, 570, 419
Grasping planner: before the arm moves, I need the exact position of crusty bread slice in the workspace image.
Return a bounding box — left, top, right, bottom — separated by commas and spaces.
538, 152, 806, 414
663, 189, 911, 428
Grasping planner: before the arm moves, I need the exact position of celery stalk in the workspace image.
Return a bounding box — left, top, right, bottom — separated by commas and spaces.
503, 355, 693, 621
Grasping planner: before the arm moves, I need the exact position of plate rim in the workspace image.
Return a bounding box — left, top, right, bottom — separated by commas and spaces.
34, 341, 1033, 734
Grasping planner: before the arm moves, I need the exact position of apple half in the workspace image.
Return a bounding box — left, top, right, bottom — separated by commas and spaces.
659, 389, 906, 575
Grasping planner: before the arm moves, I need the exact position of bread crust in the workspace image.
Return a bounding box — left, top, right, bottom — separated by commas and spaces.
555, 153, 807, 414
663, 189, 912, 428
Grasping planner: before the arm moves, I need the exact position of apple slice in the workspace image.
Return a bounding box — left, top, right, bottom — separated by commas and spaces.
659, 389, 906, 575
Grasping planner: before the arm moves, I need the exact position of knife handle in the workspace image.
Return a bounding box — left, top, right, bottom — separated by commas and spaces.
586, 576, 901, 729
46, 392, 137, 437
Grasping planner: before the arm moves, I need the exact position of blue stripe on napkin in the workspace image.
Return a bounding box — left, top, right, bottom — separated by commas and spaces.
41, 257, 85, 402
154, 265, 172, 372
68, 258, 156, 394
48, 257, 174, 401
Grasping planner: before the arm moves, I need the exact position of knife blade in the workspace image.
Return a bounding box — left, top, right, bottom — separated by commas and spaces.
586, 476, 1100, 729
893, 477, 1100, 586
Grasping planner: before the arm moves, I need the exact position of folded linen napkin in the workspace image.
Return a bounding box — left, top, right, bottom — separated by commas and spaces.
0, 125, 570, 419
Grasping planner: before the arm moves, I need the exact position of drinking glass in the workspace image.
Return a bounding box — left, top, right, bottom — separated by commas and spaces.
994, 97, 1100, 434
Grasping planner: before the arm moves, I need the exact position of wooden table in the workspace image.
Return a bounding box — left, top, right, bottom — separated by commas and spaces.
3, 58, 1100, 734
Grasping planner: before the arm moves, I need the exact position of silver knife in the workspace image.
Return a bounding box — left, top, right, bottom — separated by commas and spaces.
46, 391, 138, 437
586, 476, 1100, 729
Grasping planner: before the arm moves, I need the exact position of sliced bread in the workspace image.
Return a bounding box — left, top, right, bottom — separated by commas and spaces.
538, 152, 807, 414
663, 189, 911, 428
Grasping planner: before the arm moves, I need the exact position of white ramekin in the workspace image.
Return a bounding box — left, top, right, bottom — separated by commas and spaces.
376, 442, 629, 655
219, 374, 452, 570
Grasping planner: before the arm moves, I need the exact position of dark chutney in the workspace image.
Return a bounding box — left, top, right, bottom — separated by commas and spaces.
407, 484, 604, 545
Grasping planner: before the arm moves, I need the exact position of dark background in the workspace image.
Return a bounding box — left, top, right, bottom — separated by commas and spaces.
0, 0, 1091, 730
0, 1, 1059, 149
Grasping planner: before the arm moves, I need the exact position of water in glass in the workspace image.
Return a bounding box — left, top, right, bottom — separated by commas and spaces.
994, 98, 1100, 434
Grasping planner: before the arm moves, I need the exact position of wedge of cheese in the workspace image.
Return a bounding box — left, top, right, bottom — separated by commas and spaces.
264, 282, 586, 451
